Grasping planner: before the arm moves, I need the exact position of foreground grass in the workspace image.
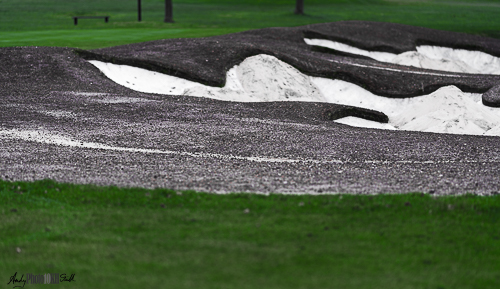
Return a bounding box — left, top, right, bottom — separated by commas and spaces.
1, 179, 499, 288
2, 0, 500, 49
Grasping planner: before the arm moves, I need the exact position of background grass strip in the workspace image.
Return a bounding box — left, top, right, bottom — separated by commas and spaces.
2, 0, 500, 49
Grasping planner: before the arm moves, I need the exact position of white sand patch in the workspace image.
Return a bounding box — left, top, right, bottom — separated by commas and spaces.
88, 62, 204, 95
89, 55, 326, 103
314, 78, 500, 135
39, 110, 76, 119
334, 116, 397, 130
93, 96, 158, 104
328, 58, 462, 77
65, 91, 156, 103
2, 104, 78, 119
88, 54, 500, 136
71, 92, 109, 96
306, 40, 396, 62
304, 38, 500, 74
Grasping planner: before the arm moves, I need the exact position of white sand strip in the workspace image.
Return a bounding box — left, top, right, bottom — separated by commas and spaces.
2, 128, 497, 164
0, 129, 341, 164
88, 54, 500, 136
328, 58, 462, 77
304, 38, 500, 75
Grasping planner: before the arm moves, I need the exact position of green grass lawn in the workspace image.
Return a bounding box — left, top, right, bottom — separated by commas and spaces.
2, 179, 500, 288
2, 1, 500, 287
2, 0, 500, 49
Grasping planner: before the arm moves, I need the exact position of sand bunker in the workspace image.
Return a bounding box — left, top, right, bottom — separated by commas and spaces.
89, 54, 500, 136
89, 56, 326, 103
304, 38, 500, 75
314, 78, 500, 136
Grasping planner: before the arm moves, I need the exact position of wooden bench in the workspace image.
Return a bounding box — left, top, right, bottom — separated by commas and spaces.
72, 16, 110, 25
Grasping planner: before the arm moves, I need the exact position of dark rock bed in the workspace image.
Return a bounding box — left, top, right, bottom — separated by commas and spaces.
1, 21, 499, 195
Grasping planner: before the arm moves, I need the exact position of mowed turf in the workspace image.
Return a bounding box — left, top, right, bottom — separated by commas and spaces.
2, 0, 500, 49
1, 179, 500, 288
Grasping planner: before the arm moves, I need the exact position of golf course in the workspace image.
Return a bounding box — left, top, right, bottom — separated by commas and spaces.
1, 0, 500, 288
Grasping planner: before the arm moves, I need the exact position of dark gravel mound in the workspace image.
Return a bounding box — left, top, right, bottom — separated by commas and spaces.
483, 84, 500, 107
304, 21, 500, 55
0, 46, 364, 125
78, 20, 500, 98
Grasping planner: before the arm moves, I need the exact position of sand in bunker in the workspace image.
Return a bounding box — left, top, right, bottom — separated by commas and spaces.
304, 38, 500, 75
89, 54, 500, 136
90, 55, 325, 103
316, 78, 500, 136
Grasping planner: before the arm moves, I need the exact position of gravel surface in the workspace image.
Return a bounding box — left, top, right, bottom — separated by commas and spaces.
1, 21, 500, 195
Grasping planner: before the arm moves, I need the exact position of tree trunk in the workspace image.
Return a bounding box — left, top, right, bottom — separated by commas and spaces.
295, 0, 304, 15
164, 0, 174, 23
138, 0, 142, 21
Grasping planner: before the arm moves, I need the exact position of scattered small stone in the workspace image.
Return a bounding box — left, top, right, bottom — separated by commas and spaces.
243, 208, 250, 214
176, 192, 182, 196
298, 202, 304, 206
448, 204, 455, 210
145, 192, 151, 197
44, 190, 47, 194
16, 247, 21, 253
